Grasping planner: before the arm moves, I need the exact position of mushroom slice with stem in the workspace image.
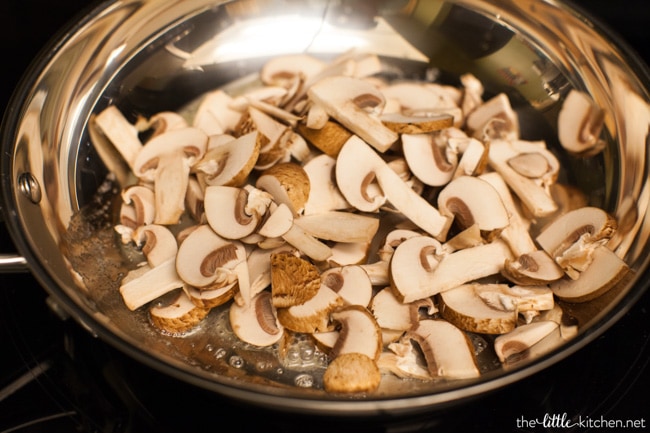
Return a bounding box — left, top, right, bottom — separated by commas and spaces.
487, 139, 558, 218
466, 93, 519, 141
293, 211, 379, 244
558, 90, 605, 156
307, 75, 398, 152
119, 185, 155, 229
256, 162, 310, 216
132, 127, 208, 225
321, 265, 372, 307
175, 224, 246, 289
259, 53, 326, 88
149, 289, 211, 335
336, 136, 452, 240
132, 224, 178, 268
407, 319, 480, 379
194, 131, 260, 188
535, 206, 618, 279
323, 352, 381, 394
401, 132, 459, 187
330, 305, 382, 361
280, 224, 332, 262
493, 320, 559, 363
438, 284, 518, 334
270, 252, 321, 308
391, 236, 513, 303
204, 186, 268, 240
437, 175, 510, 233
550, 244, 630, 302
229, 290, 284, 347
302, 154, 350, 215
119, 258, 184, 311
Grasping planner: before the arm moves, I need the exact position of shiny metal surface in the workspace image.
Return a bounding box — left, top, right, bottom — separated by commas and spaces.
1, 0, 649, 415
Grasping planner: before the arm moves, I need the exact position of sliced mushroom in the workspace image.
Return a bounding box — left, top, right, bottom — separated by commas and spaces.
259, 53, 327, 88
369, 287, 418, 332
391, 236, 513, 303
487, 139, 558, 218
229, 290, 284, 347
270, 252, 321, 308
558, 90, 605, 156
297, 120, 353, 157
280, 224, 332, 262
185, 176, 206, 224
257, 202, 294, 238
401, 132, 459, 186
336, 136, 452, 240
536, 206, 617, 279
452, 137, 489, 179
192, 89, 244, 135
378, 339, 432, 380
302, 154, 350, 215
472, 284, 555, 313
407, 319, 480, 379
119, 258, 184, 311
307, 75, 398, 152
501, 250, 564, 285
293, 211, 379, 244
175, 224, 246, 289
493, 320, 559, 363
327, 241, 372, 267
194, 131, 260, 188
256, 162, 310, 216
120, 185, 155, 228
184, 281, 236, 309
149, 289, 210, 335
93, 105, 143, 171
321, 265, 372, 307
466, 93, 519, 141
550, 244, 630, 302
381, 113, 454, 134
330, 305, 382, 361
204, 186, 267, 239
132, 127, 208, 224
276, 283, 343, 333
132, 224, 178, 268
323, 352, 381, 394
437, 175, 510, 233
438, 284, 517, 334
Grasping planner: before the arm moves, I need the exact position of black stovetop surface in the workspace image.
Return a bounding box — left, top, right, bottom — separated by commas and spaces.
1, 1, 649, 432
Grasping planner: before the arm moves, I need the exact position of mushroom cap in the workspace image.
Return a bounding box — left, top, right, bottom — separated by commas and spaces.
330, 305, 383, 362
149, 289, 210, 335
401, 132, 458, 187
369, 287, 415, 332
132, 224, 178, 268
501, 250, 565, 285
256, 162, 310, 216
323, 352, 381, 394
194, 131, 260, 188
259, 54, 327, 87
321, 265, 372, 307
557, 90, 605, 155
270, 252, 321, 308
276, 284, 344, 333
302, 154, 350, 215
493, 320, 559, 363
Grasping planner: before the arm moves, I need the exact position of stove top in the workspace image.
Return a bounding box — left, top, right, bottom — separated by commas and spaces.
1, 1, 649, 432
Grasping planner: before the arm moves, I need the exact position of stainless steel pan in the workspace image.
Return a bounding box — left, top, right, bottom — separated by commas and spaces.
1, 0, 649, 415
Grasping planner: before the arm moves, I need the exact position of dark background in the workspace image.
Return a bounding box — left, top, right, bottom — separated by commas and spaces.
0, 1, 648, 432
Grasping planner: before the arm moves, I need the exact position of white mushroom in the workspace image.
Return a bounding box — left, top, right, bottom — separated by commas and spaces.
175, 224, 246, 289
438, 284, 517, 334
302, 154, 350, 215
401, 132, 459, 186
132, 224, 178, 268
307, 76, 398, 152
93, 105, 143, 171
407, 319, 480, 379
229, 290, 284, 347
132, 127, 208, 224
193, 131, 260, 188
204, 186, 269, 239
256, 162, 310, 216
276, 283, 344, 333
336, 136, 452, 240
493, 320, 559, 363
119, 185, 155, 229
293, 211, 379, 244
466, 93, 519, 140
192, 89, 244, 135
391, 236, 513, 303
323, 352, 381, 394
558, 90, 605, 156
119, 258, 184, 311
321, 265, 372, 307
330, 305, 382, 361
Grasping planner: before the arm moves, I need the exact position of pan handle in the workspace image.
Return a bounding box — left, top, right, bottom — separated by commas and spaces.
0, 254, 29, 273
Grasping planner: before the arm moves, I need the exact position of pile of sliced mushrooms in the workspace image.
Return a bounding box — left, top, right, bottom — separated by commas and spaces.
90, 50, 630, 394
